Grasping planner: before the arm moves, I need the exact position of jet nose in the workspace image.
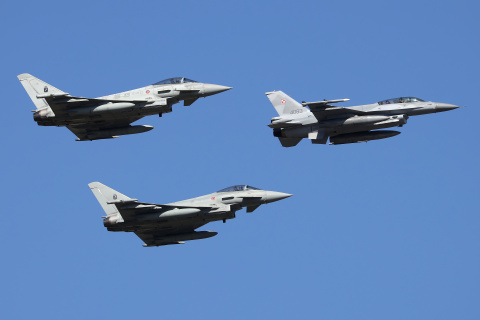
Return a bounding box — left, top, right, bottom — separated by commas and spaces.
435, 103, 461, 112
264, 191, 293, 203
203, 84, 232, 96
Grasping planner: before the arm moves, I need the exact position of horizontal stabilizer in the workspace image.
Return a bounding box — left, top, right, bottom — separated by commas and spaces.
268, 119, 305, 128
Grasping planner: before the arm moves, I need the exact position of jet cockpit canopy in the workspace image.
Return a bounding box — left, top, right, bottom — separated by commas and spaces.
153, 77, 198, 85
378, 97, 425, 105
217, 185, 261, 192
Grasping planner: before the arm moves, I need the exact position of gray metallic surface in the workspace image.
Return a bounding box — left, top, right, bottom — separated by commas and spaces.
88, 182, 292, 247
329, 130, 401, 145
266, 90, 461, 147
18, 73, 232, 141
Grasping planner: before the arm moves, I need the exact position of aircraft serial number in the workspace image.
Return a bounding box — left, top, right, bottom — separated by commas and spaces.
290, 109, 304, 114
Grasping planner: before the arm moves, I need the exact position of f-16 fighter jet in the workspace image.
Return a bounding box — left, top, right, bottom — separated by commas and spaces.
88, 182, 292, 247
18, 73, 231, 141
266, 91, 462, 147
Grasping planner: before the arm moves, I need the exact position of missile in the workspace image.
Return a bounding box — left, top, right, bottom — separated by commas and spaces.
329, 130, 400, 145
132, 207, 205, 222
269, 119, 304, 128
80, 125, 153, 141
68, 102, 137, 116
159, 208, 202, 218
302, 98, 350, 106
373, 114, 408, 127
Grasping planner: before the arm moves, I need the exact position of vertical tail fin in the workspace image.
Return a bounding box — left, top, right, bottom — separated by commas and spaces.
265, 90, 307, 116
88, 182, 132, 217
17, 73, 66, 110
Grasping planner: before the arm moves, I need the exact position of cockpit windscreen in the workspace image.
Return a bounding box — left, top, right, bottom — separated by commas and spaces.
153, 77, 198, 85
217, 185, 261, 192
378, 97, 425, 105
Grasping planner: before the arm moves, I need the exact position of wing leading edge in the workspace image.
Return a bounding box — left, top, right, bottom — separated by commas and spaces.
301, 98, 367, 121
88, 182, 219, 247
135, 227, 217, 247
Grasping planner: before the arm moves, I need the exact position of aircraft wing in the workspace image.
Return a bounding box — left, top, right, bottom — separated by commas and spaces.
37, 92, 171, 118
37, 93, 154, 115
134, 221, 209, 247
308, 106, 366, 122
301, 99, 366, 121
66, 116, 145, 141
106, 198, 213, 222
108, 199, 216, 246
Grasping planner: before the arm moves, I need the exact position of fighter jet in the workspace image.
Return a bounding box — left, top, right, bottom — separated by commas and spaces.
17, 73, 231, 141
88, 182, 292, 247
266, 91, 462, 147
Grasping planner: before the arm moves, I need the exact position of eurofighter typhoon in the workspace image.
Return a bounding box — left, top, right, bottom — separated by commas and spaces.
89, 182, 292, 247
18, 73, 231, 140
266, 91, 462, 147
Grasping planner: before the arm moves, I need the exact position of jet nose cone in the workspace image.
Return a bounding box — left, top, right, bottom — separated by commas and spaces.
265, 191, 293, 203
435, 103, 461, 112
203, 84, 232, 96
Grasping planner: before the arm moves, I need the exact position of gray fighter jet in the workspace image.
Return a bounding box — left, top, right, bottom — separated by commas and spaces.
266, 91, 462, 147
88, 182, 292, 247
18, 73, 231, 141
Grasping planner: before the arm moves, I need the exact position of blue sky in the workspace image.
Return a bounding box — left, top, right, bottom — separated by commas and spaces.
1, 0, 479, 319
